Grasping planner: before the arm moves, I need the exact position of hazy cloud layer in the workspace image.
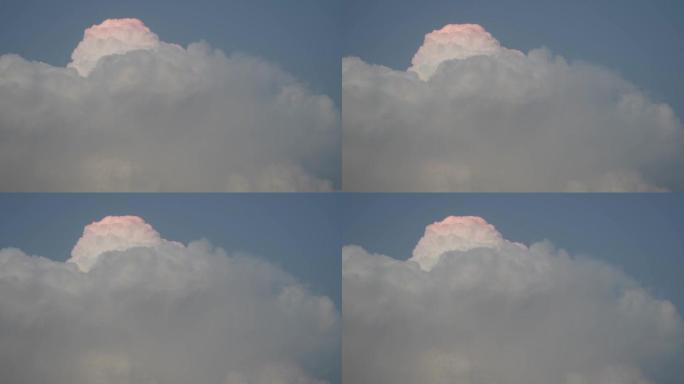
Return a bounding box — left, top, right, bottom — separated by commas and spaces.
343, 216, 682, 383
343, 24, 683, 191
0, 18, 338, 191
0, 216, 338, 383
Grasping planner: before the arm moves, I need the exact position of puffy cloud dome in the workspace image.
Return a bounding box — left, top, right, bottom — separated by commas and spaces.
69, 18, 161, 76
69, 215, 164, 272
409, 24, 514, 80
410, 215, 507, 271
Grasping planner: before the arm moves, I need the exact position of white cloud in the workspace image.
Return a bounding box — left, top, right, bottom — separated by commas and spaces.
409, 24, 511, 80
0, 216, 338, 384
68, 18, 161, 76
0, 18, 338, 191
343, 216, 682, 384
342, 24, 683, 191
69, 215, 164, 272
411, 215, 506, 271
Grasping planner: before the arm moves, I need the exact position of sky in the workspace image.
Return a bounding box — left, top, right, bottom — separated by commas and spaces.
0, 193, 341, 384
344, 0, 683, 117
0, 0, 340, 105
342, 193, 684, 383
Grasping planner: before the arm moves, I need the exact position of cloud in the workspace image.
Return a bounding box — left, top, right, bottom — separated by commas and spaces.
411, 215, 505, 271
342, 24, 683, 191
0, 216, 338, 384
69, 215, 164, 272
68, 18, 161, 76
343, 216, 682, 384
409, 24, 508, 80
0, 18, 338, 191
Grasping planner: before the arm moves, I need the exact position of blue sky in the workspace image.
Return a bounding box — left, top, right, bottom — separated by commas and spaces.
0, 0, 340, 105
341, 193, 684, 383
0, 193, 341, 308
344, 0, 684, 120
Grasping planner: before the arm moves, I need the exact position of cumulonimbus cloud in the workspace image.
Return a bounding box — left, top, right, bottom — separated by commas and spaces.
342, 24, 684, 191
0, 18, 338, 191
343, 216, 682, 384
0, 216, 338, 384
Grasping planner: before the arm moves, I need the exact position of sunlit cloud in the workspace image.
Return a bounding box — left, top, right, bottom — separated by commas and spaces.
68, 18, 162, 76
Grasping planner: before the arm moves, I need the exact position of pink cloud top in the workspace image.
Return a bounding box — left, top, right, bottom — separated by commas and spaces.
69, 215, 162, 272
409, 24, 504, 80
68, 18, 160, 76
410, 216, 505, 271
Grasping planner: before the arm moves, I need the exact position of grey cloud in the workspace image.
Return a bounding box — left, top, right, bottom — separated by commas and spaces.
342, 25, 683, 191
0, 19, 338, 191
342, 216, 682, 384
0, 216, 338, 384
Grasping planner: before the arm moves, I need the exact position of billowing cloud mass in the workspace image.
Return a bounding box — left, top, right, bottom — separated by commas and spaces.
0, 18, 338, 191
343, 24, 684, 191
343, 216, 682, 384
0, 216, 338, 383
